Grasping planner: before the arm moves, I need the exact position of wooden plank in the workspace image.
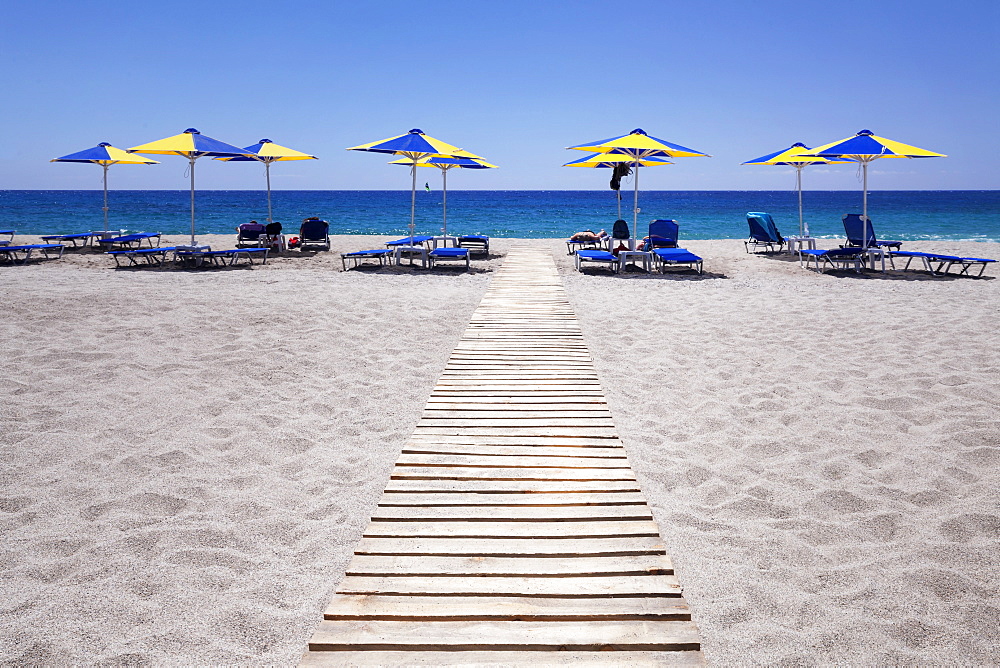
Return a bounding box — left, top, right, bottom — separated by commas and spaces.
390, 467, 634, 481
301, 649, 704, 666
323, 595, 689, 620
394, 454, 629, 469
353, 536, 667, 557
401, 445, 624, 458
383, 479, 642, 493
405, 435, 622, 446
378, 491, 644, 506
363, 520, 662, 538
410, 427, 619, 438
335, 575, 683, 598
345, 554, 674, 577
371, 506, 652, 522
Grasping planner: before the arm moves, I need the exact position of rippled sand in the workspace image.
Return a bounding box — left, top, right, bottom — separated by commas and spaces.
2, 235, 997, 664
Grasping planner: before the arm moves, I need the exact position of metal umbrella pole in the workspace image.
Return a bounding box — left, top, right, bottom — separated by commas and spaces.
441, 167, 448, 238
188, 156, 197, 247
409, 160, 417, 244
632, 156, 640, 250
796, 165, 804, 238
102, 163, 110, 234
265, 160, 273, 224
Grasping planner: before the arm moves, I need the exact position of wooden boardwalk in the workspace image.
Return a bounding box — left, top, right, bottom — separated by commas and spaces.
302, 246, 703, 666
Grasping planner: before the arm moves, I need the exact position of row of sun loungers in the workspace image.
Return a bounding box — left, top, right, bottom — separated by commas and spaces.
107, 246, 270, 268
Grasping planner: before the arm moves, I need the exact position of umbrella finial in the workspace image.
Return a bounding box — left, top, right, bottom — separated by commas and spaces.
630, 128, 647, 136
98, 142, 111, 147
185, 128, 200, 134
857, 129, 873, 136
791, 142, 808, 148
408, 128, 424, 135
259, 139, 273, 144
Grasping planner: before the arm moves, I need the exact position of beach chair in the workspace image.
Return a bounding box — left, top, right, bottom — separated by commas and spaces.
565, 232, 608, 254
888, 250, 996, 276
798, 247, 866, 273
40, 232, 101, 248
744, 213, 785, 253
0, 230, 13, 246
0, 244, 65, 264
842, 214, 902, 250
646, 219, 680, 250
299, 219, 330, 251
428, 247, 471, 270
652, 247, 703, 274
107, 246, 182, 267
574, 249, 619, 273
341, 249, 392, 270
97, 232, 161, 250
385, 235, 434, 248
236, 222, 267, 248
456, 235, 490, 254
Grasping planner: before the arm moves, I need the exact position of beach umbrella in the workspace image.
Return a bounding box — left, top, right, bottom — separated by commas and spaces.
347, 129, 481, 244
128, 128, 253, 246
389, 155, 497, 238
214, 139, 317, 224
50, 143, 159, 234
564, 153, 673, 220
567, 129, 710, 241
803, 129, 946, 248
742, 143, 855, 237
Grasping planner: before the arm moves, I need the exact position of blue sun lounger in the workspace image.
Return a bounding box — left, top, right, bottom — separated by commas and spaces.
342, 249, 392, 270
0, 230, 14, 246
385, 235, 434, 248
97, 232, 161, 250
175, 248, 270, 267
456, 235, 490, 254
745, 213, 785, 253
652, 247, 703, 274
574, 249, 619, 272
40, 232, 103, 248
799, 247, 866, 273
298, 219, 331, 251
889, 251, 996, 276
566, 235, 608, 255
107, 246, 182, 267
647, 219, 680, 250
0, 244, 65, 264
429, 247, 471, 270
842, 214, 902, 250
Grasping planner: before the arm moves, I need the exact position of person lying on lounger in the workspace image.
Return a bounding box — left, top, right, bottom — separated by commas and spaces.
570, 229, 608, 242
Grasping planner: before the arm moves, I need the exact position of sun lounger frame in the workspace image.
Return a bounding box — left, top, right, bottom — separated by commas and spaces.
0, 244, 65, 264
456, 235, 490, 254
0, 230, 14, 246
651, 248, 703, 274
889, 251, 996, 276
428, 248, 471, 270
798, 248, 865, 273
574, 249, 619, 273
97, 233, 161, 250
342, 249, 392, 270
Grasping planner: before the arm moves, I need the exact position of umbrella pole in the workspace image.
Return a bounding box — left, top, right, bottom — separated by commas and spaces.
189, 156, 197, 247
617, 190, 621, 221
442, 167, 448, 239
796, 165, 804, 237
102, 163, 110, 235
265, 160, 273, 224
862, 159, 869, 251
632, 157, 639, 251
410, 161, 417, 245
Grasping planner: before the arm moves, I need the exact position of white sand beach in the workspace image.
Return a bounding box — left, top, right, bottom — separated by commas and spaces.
2, 236, 998, 664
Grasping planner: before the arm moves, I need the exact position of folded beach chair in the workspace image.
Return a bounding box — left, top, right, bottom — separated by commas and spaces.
798, 247, 865, 273
107, 246, 182, 267
646, 219, 680, 250
652, 247, 703, 274
888, 250, 996, 276
236, 222, 267, 248
385, 235, 434, 248
574, 249, 619, 273
299, 219, 330, 251
429, 247, 471, 270
341, 249, 392, 270
0, 230, 13, 246
97, 232, 161, 250
744, 213, 785, 253
456, 235, 490, 254
0, 244, 65, 264
842, 214, 902, 250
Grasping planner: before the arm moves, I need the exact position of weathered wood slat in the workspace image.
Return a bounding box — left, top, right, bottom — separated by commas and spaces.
336, 574, 683, 597
395, 454, 628, 468
383, 478, 643, 493
352, 536, 667, 557
363, 520, 663, 538
371, 505, 652, 522
345, 554, 673, 577
400, 445, 624, 458
378, 491, 643, 506
301, 649, 704, 666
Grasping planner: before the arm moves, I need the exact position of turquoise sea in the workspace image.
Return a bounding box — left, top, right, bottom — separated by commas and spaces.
2, 190, 999, 242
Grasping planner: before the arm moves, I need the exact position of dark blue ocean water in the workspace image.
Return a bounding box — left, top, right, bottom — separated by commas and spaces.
2, 190, 998, 242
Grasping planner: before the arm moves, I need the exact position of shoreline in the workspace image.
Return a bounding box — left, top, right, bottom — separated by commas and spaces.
2, 238, 998, 663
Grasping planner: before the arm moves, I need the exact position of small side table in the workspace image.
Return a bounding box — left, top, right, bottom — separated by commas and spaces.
865, 247, 886, 272
786, 236, 817, 255
394, 245, 428, 268
617, 250, 651, 273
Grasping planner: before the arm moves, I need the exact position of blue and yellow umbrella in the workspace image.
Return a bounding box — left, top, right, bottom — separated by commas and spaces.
803, 130, 946, 235
742, 143, 855, 237
564, 153, 673, 220
348, 129, 482, 243
51, 143, 159, 234
389, 155, 497, 237
129, 128, 252, 246
216, 139, 317, 223
567, 129, 710, 240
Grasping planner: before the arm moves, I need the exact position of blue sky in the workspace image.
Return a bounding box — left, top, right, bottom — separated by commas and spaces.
3, 0, 997, 191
